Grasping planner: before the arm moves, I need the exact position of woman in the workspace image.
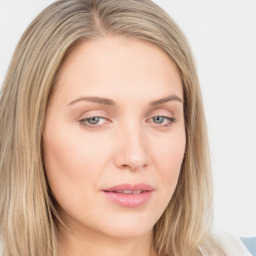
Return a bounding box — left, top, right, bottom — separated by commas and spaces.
0, 0, 253, 255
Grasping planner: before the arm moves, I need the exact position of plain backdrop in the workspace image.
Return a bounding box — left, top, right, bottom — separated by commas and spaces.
0, 0, 255, 237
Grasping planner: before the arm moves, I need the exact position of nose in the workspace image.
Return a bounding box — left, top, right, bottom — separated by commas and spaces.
113, 123, 150, 171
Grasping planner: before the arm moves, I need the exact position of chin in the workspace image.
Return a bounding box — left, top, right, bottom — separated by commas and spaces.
103, 224, 154, 240
91, 212, 157, 239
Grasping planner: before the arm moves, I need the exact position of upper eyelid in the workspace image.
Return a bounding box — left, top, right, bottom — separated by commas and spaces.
80, 116, 108, 123
75, 104, 177, 116
76, 110, 109, 119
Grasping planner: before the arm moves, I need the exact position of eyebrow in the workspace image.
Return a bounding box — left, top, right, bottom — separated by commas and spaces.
150, 95, 184, 105
67, 95, 184, 107
68, 97, 116, 106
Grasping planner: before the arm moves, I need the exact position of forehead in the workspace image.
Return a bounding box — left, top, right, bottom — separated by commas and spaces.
52, 37, 183, 105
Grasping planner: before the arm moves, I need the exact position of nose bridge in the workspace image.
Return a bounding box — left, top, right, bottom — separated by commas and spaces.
114, 117, 149, 170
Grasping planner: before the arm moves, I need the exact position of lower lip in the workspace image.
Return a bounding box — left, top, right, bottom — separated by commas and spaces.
103, 191, 153, 207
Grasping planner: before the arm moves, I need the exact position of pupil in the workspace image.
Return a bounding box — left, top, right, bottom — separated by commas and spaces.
153, 116, 164, 124
88, 117, 100, 125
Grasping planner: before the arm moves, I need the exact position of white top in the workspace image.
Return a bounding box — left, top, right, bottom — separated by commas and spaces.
213, 231, 253, 256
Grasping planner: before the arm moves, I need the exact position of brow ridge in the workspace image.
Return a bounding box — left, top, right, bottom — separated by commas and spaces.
67, 94, 183, 107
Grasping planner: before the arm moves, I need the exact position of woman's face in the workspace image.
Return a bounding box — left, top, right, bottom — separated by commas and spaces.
43, 37, 185, 240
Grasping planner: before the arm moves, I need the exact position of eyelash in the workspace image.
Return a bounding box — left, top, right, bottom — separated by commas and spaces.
79, 116, 176, 129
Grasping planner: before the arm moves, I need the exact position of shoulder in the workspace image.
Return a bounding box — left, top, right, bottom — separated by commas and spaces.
211, 231, 254, 256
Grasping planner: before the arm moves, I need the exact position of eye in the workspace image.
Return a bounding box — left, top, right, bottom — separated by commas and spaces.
152, 116, 165, 124
86, 117, 102, 125
79, 116, 108, 127
149, 116, 176, 127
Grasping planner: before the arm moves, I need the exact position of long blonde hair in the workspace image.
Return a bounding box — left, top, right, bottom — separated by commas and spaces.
0, 0, 213, 255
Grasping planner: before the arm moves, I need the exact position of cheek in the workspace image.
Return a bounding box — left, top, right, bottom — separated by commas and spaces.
42, 123, 106, 206
154, 130, 185, 168
151, 128, 186, 192
144, 129, 185, 222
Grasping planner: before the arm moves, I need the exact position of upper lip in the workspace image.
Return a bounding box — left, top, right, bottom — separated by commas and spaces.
103, 183, 155, 192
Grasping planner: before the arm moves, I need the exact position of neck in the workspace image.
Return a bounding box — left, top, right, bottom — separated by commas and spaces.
57, 223, 156, 256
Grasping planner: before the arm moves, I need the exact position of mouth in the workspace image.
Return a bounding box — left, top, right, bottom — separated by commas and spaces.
103, 183, 154, 192
108, 190, 146, 194
102, 183, 155, 207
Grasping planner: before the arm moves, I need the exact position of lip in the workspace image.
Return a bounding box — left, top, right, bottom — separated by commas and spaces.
102, 183, 155, 208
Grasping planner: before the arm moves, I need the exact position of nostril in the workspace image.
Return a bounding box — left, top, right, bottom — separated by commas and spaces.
120, 162, 148, 172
